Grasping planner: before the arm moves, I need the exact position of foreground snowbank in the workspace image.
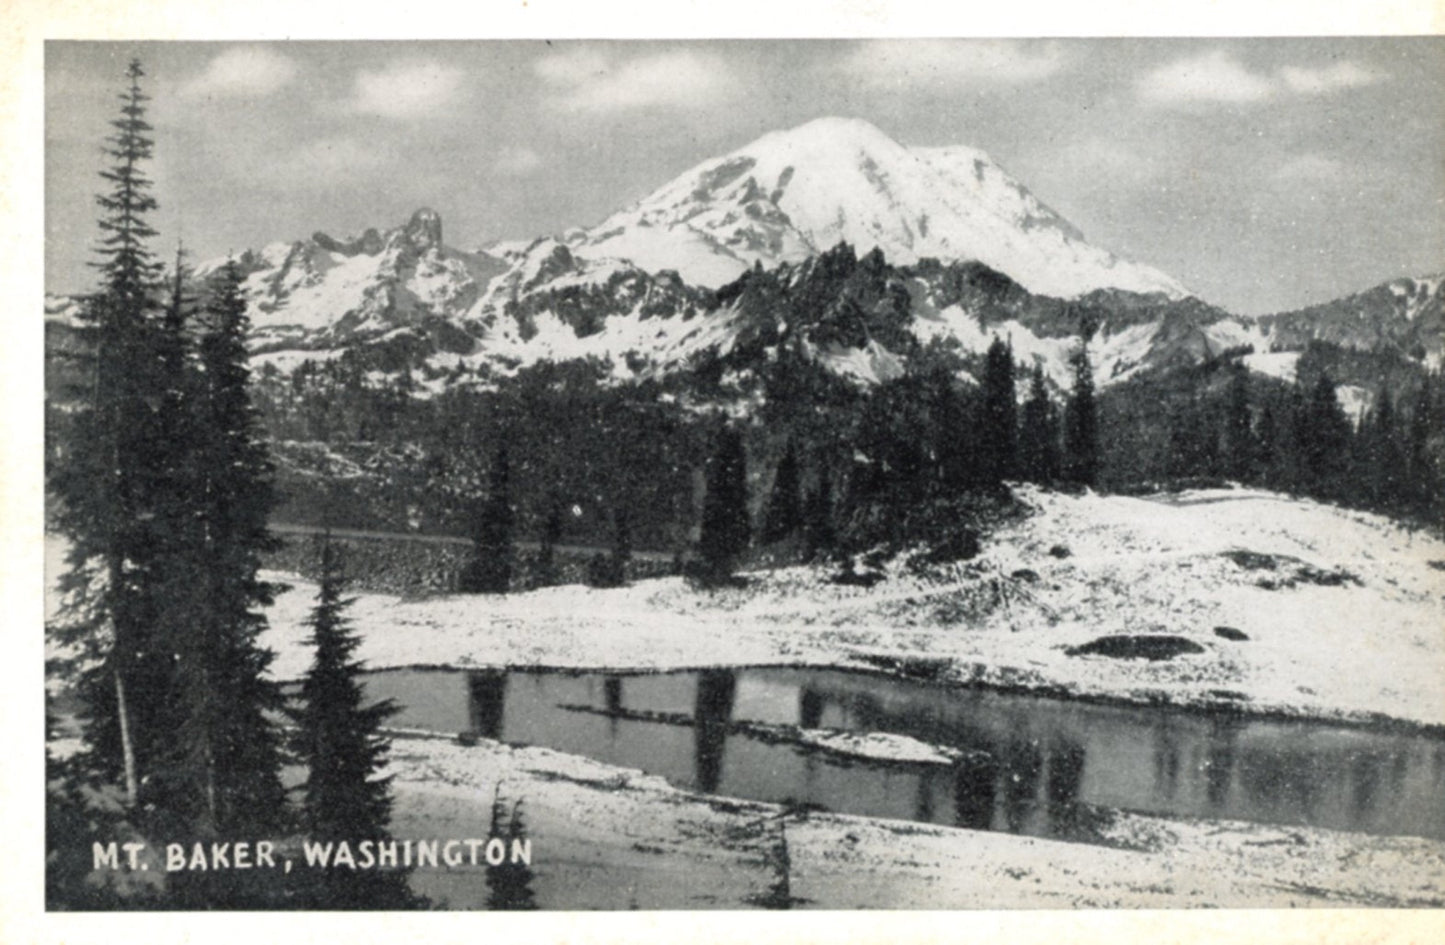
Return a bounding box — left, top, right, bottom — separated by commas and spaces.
257, 486, 1445, 729
384, 729, 1445, 909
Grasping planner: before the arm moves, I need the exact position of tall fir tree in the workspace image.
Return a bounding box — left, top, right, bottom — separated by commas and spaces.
1296, 373, 1353, 500
803, 467, 837, 560
178, 260, 289, 837
699, 426, 751, 579
762, 442, 803, 543
486, 795, 538, 911
1063, 342, 1099, 488
1407, 375, 1440, 519
930, 373, 973, 494
292, 540, 418, 908
979, 337, 1018, 485
49, 58, 170, 806
461, 444, 515, 593
1018, 365, 1060, 484
535, 493, 565, 587
1222, 365, 1255, 481
1364, 387, 1406, 509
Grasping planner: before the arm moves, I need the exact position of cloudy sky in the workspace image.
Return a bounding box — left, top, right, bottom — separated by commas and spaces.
45, 38, 1444, 314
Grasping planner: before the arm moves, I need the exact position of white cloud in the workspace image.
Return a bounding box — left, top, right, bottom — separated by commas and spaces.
349, 60, 464, 119
535, 48, 740, 112
1279, 61, 1380, 95
844, 39, 1069, 88
1139, 51, 1386, 108
495, 146, 542, 177
1137, 50, 1275, 106
182, 47, 297, 99
1274, 153, 1346, 182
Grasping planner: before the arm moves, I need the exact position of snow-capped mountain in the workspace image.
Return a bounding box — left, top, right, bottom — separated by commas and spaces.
570, 117, 1189, 300
45, 118, 1442, 405
197, 208, 509, 354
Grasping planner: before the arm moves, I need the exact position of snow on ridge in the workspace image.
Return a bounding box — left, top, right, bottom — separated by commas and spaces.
1242, 351, 1300, 383
576, 116, 1191, 301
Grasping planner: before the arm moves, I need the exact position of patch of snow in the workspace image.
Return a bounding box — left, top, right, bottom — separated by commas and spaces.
792, 729, 965, 765
1243, 351, 1301, 383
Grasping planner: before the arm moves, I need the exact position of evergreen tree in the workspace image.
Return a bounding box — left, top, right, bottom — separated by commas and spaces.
762, 443, 803, 543
803, 467, 836, 560
931, 374, 974, 494
49, 57, 169, 806
1364, 387, 1406, 509
1407, 375, 1440, 518
1255, 402, 1283, 489
486, 796, 538, 911
1018, 365, 1059, 484
979, 337, 1018, 484
1166, 393, 1219, 480
178, 260, 288, 837
1063, 343, 1099, 487
461, 444, 515, 593
292, 540, 417, 908
1222, 365, 1255, 480
698, 426, 750, 579
535, 494, 564, 587
588, 504, 631, 588
1296, 373, 1353, 500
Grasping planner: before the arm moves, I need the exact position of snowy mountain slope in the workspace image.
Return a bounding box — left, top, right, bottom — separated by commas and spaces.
196, 208, 509, 353
1251, 274, 1445, 368
47, 117, 1440, 405
574, 117, 1190, 300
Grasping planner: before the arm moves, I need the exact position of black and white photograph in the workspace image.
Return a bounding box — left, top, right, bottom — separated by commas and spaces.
14, 6, 1445, 934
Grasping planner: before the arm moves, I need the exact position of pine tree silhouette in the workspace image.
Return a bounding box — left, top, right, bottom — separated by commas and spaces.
1018, 365, 1060, 484
1063, 343, 1099, 487
461, 444, 515, 593
50, 57, 170, 807
292, 539, 420, 909
698, 427, 750, 581
762, 443, 803, 543
979, 337, 1018, 485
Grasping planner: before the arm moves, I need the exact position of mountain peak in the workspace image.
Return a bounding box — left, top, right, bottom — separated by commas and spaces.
574, 117, 1189, 301
403, 207, 443, 252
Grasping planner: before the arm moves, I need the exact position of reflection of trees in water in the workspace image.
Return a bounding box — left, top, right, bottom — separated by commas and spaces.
1002, 739, 1044, 832
1151, 720, 1183, 801
1205, 717, 1240, 811
604, 676, 623, 736
952, 754, 997, 830
913, 769, 936, 822
1236, 749, 1327, 820
468, 670, 508, 740
1349, 750, 1385, 823
798, 687, 824, 730
693, 669, 737, 793
1045, 737, 1086, 834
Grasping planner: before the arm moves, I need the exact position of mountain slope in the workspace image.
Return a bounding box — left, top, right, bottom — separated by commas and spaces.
1254, 274, 1444, 367
572, 117, 1190, 300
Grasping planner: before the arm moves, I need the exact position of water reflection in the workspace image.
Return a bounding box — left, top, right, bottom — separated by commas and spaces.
363, 667, 1445, 843
694, 670, 737, 793
799, 687, 824, 730
1205, 717, 1239, 811
468, 670, 507, 740
952, 754, 996, 830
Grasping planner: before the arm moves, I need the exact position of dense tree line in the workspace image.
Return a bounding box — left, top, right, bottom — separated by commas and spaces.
1102, 353, 1442, 524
